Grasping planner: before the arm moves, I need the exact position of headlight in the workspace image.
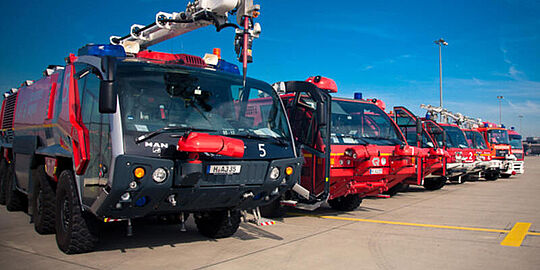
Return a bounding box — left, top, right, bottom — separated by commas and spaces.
270, 167, 280, 180
152, 168, 168, 183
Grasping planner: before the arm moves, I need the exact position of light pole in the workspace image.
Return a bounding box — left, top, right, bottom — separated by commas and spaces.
518, 115, 523, 134
434, 38, 448, 122
497, 95, 504, 125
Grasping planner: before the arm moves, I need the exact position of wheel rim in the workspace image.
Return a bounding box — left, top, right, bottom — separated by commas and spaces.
61, 197, 71, 232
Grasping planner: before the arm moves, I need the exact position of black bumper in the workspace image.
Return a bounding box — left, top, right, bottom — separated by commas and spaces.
90, 155, 302, 219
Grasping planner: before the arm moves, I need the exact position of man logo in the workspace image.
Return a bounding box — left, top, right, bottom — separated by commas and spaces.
144, 142, 169, 154
372, 157, 380, 166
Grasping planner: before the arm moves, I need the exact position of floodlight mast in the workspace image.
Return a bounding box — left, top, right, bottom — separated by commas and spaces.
109, 0, 261, 86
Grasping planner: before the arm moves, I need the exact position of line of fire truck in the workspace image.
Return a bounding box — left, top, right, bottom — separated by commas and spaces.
0, 0, 526, 254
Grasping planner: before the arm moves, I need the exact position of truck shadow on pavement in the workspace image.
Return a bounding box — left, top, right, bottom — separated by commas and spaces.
95, 216, 283, 252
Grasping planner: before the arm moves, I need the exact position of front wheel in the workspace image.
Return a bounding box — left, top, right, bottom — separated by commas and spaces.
328, 194, 362, 211
195, 210, 241, 238
424, 177, 446, 191
484, 171, 499, 181
55, 170, 99, 254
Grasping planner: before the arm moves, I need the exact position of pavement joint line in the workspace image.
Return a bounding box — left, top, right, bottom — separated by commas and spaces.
0, 243, 99, 270
500, 222, 532, 247
290, 213, 540, 240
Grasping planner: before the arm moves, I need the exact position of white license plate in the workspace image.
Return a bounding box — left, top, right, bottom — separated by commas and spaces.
370, 168, 383, 175
207, 165, 242, 175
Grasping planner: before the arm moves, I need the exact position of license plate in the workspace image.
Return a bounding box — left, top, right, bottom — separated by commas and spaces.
370, 168, 383, 175
207, 165, 241, 175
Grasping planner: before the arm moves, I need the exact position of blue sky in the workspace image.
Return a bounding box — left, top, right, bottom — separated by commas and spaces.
0, 0, 538, 137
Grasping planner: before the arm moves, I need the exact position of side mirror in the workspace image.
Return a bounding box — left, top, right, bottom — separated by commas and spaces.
99, 81, 117, 113
416, 119, 422, 147
317, 102, 327, 126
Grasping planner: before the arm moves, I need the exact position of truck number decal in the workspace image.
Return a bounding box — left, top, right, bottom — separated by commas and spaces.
258, 144, 267, 157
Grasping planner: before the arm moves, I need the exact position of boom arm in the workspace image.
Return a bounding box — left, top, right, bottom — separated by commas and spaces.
110, 0, 260, 54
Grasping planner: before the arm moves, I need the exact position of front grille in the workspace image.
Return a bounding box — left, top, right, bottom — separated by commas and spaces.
496, 149, 509, 157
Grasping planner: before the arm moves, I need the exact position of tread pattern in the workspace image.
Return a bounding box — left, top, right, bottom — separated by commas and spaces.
33, 165, 56, 234
0, 160, 7, 205
195, 210, 241, 238
328, 194, 362, 211
5, 163, 27, 212
55, 170, 98, 254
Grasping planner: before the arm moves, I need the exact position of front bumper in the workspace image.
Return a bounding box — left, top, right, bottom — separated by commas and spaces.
90, 155, 303, 219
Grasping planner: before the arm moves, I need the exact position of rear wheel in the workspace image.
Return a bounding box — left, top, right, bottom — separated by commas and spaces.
0, 159, 8, 205
195, 210, 241, 238
328, 194, 362, 211
32, 165, 56, 234
424, 177, 446, 191
6, 163, 27, 212
55, 170, 98, 254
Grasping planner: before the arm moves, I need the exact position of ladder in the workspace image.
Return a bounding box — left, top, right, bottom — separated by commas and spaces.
420, 104, 483, 129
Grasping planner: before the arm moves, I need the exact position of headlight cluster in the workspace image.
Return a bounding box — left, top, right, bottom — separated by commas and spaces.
269, 166, 294, 180
133, 166, 168, 183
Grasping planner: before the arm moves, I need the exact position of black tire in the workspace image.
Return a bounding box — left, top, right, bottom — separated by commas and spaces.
500, 174, 511, 179
424, 177, 446, 191
484, 171, 499, 181
0, 159, 7, 205
328, 194, 362, 211
195, 210, 241, 238
33, 165, 56, 234
6, 163, 27, 212
260, 197, 285, 218
55, 170, 98, 254
383, 182, 404, 196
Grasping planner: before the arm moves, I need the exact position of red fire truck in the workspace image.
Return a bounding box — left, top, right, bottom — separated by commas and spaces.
508, 128, 524, 175
262, 77, 420, 215
476, 122, 515, 178
0, 1, 306, 254
393, 106, 448, 190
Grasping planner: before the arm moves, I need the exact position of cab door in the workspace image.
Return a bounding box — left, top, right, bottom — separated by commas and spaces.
281, 81, 331, 199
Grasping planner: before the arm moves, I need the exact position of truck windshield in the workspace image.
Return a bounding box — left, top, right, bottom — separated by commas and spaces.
330, 100, 403, 146
509, 134, 523, 149
487, 129, 509, 145
465, 130, 488, 149
442, 126, 469, 149
115, 64, 290, 140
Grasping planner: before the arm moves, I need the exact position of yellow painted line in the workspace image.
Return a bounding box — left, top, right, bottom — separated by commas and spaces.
289, 213, 540, 246
500, 222, 531, 247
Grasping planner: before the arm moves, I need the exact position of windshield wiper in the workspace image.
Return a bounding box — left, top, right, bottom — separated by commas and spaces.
335, 134, 368, 145
135, 126, 217, 144
227, 133, 290, 146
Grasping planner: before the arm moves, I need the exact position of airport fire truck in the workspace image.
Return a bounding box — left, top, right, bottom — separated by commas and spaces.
421, 105, 477, 183
0, 0, 304, 254
473, 122, 516, 178
393, 106, 448, 190
262, 77, 420, 214
508, 128, 524, 175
